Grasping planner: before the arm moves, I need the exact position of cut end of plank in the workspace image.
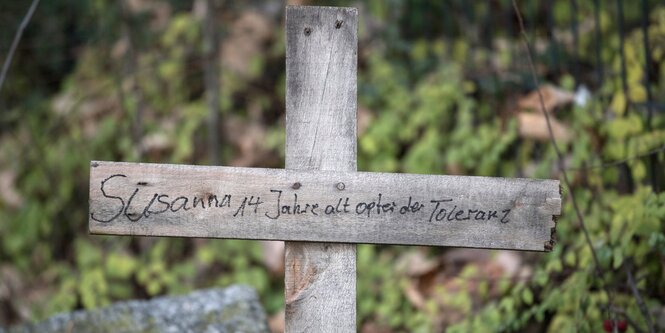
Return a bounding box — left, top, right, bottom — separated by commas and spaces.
544, 214, 558, 252
543, 186, 563, 252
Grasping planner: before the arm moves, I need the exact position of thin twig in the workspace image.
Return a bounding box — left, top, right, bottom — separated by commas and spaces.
625, 260, 656, 333
511, 0, 617, 314
640, 0, 661, 192
616, 0, 629, 114
119, 0, 144, 159
204, 0, 222, 165
592, 0, 604, 85
0, 0, 41, 94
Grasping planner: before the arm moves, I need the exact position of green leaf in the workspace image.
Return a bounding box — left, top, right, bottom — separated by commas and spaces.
105, 253, 137, 279
612, 247, 624, 269
522, 288, 534, 305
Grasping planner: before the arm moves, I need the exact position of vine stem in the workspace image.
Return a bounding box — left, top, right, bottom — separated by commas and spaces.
626, 260, 656, 333
510, 0, 618, 324
0, 0, 41, 95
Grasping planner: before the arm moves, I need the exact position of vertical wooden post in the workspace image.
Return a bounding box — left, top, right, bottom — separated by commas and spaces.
284, 6, 357, 332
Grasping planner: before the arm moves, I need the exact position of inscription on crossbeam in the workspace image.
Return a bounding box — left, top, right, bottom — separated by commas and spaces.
90, 161, 560, 251
93, 174, 514, 224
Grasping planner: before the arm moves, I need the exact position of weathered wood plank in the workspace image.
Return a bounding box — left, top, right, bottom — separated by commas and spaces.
88, 160, 560, 251
284, 5, 357, 332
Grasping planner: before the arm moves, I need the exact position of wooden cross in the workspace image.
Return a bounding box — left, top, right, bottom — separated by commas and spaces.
89, 6, 560, 332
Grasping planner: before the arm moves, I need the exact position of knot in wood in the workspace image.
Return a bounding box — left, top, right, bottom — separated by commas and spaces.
292, 182, 302, 190
335, 20, 344, 29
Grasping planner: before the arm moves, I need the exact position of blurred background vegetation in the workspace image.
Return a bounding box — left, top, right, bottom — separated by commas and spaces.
1, 0, 664, 332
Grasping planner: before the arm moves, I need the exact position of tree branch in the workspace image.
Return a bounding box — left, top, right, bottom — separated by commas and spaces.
203, 0, 222, 165
0, 0, 41, 95
625, 260, 656, 333
511, 0, 619, 323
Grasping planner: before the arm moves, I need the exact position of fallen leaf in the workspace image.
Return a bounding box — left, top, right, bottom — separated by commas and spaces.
518, 85, 575, 113
141, 132, 172, 155
127, 0, 172, 30
0, 170, 23, 209
395, 250, 439, 277
287, 0, 309, 5
517, 112, 571, 143
361, 322, 394, 333
402, 279, 426, 309
358, 106, 373, 136
0, 265, 28, 325
223, 115, 280, 167
261, 240, 284, 276
445, 163, 464, 175
221, 11, 273, 78
269, 308, 284, 333
0, 266, 21, 300
493, 250, 522, 277
442, 248, 491, 269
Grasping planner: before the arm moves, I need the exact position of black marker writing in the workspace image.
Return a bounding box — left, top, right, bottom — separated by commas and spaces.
91, 174, 127, 223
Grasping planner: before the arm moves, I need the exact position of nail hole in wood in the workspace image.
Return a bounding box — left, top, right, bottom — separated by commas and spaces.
336, 182, 345, 191
335, 20, 343, 29
303, 27, 312, 36
292, 182, 302, 190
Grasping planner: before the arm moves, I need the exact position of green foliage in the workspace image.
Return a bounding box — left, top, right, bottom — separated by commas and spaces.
1, 0, 664, 332
356, 1, 665, 331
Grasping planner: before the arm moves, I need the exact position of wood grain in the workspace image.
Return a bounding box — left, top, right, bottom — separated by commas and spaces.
284, 6, 357, 332
89, 160, 560, 251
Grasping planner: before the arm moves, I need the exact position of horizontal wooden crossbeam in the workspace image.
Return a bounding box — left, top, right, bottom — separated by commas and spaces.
89, 160, 560, 251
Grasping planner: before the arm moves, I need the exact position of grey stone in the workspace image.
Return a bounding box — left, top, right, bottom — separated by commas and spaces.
3, 285, 269, 333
